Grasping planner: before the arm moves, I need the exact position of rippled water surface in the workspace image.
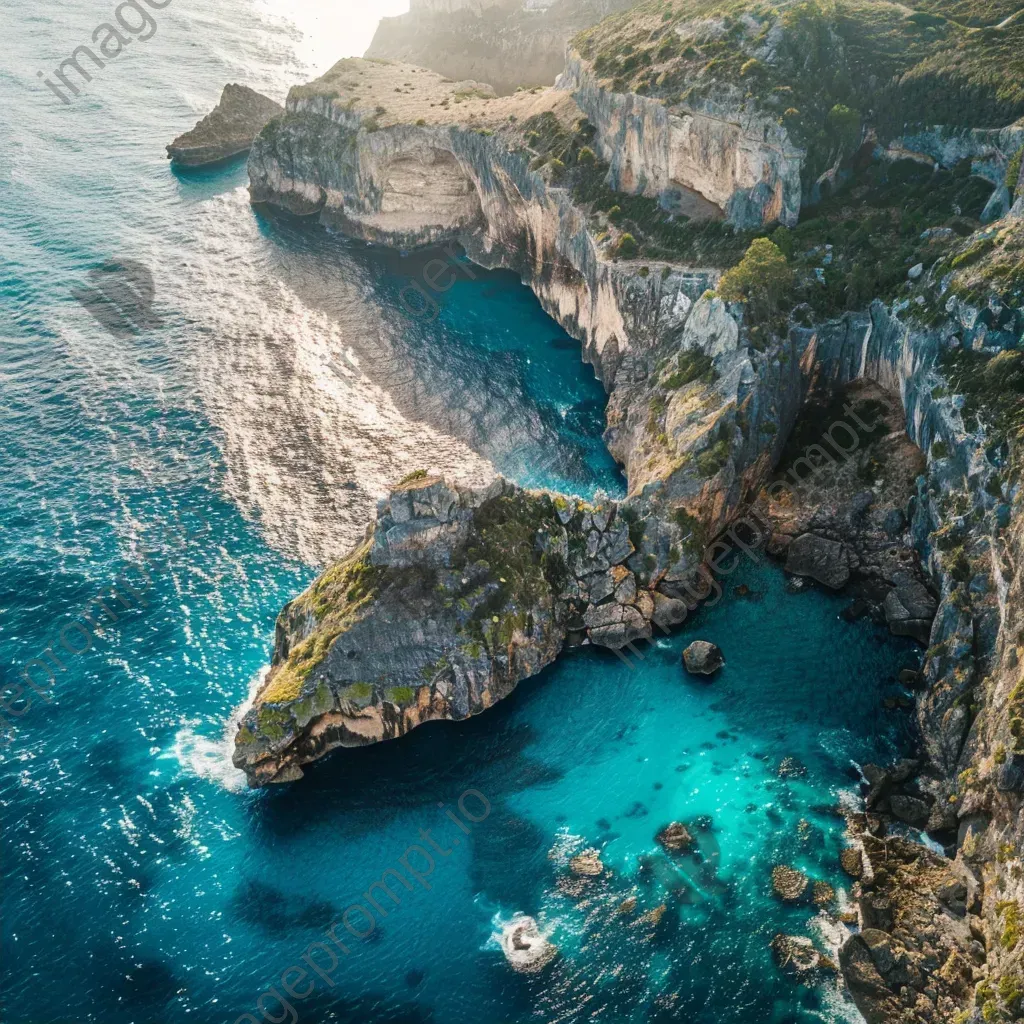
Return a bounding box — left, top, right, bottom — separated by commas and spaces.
1, 4, 917, 1022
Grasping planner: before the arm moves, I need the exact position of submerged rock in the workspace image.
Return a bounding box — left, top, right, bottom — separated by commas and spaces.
772, 865, 809, 902
655, 822, 694, 852
682, 640, 724, 676
498, 914, 557, 974
167, 84, 282, 167
568, 848, 604, 877
771, 933, 837, 982
778, 756, 808, 779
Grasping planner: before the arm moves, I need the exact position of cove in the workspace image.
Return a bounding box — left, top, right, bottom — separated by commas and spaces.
0, 199, 920, 1022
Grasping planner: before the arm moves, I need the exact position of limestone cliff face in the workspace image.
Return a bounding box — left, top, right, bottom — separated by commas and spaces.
365, 0, 635, 96
559, 51, 803, 228
781, 235, 1024, 1020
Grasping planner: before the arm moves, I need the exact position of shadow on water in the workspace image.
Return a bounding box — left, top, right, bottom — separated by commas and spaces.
255, 676, 565, 841
169, 152, 252, 201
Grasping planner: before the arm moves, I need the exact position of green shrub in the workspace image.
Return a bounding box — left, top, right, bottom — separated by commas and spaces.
1007, 147, 1024, 197
664, 348, 717, 389
998, 900, 1021, 950
612, 232, 638, 259
696, 439, 730, 478
718, 238, 794, 319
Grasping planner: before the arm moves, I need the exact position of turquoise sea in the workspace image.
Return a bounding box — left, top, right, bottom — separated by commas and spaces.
0, 3, 920, 1022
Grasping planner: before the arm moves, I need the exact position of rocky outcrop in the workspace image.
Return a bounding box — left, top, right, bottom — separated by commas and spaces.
497, 914, 557, 972
681, 640, 723, 676
366, 0, 635, 96
838, 832, 977, 1024
568, 848, 604, 875
167, 84, 283, 167
771, 865, 809, 902
884, 125, 1024, 191
772, 933, 837, 983
233, 474, 674, 784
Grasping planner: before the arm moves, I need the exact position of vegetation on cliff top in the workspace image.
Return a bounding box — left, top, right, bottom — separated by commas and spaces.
258, 541, 384, 704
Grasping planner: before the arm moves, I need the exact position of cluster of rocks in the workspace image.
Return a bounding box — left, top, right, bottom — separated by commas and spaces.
838, 823, 981, 1024
860, 759, 956, 836
770, 865, 836, 907
762, 383, 938, 644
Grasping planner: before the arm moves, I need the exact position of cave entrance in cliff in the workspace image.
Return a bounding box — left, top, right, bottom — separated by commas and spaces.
663, 182, 726, 222
378, 149, 483, 233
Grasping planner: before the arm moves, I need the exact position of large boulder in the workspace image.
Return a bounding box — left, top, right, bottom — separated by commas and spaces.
784, 533, 851, 589
889, 793, 931, 828
882, 573, 937, 644
682, 640, 724, 676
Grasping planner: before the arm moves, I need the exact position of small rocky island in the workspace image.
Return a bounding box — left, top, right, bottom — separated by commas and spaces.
212, 0, 1024, 1017
167, 84, 282, 168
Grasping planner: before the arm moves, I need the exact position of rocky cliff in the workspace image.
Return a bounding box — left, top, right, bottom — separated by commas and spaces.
558, 49, 803, 228
233, 474, 652, 784
365, 0, 636, 96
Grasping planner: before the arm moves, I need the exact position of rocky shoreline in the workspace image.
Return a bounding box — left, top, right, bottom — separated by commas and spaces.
187, 3, 1024, 1016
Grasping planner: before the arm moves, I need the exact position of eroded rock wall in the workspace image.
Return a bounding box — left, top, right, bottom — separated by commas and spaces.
249, 95, 714, 386
559, 51, 804, 228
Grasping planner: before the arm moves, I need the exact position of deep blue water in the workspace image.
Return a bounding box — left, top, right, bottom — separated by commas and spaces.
1, 4, 918, 1023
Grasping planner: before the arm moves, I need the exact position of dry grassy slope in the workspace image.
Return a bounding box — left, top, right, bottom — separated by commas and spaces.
288, 57, 583, 135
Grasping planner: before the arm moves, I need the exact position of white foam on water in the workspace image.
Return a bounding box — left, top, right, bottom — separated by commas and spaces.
171, 665, 268, 792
